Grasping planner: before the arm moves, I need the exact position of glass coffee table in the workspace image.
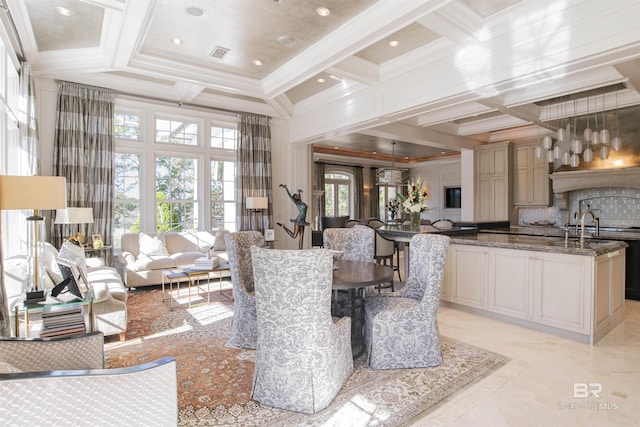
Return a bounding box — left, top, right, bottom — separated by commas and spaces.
162, 262, 231, 309
14, 291, 95, 338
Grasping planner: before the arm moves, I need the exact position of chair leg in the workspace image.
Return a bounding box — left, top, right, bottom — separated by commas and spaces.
394, 244, 402, 282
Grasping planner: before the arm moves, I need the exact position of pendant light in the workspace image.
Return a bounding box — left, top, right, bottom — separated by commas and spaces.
611, 90, 622, 151
376, 141, 409, 186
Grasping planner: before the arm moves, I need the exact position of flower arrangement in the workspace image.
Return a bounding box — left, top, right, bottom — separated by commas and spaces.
403, 176, 430, 214
386, 195, 403, 219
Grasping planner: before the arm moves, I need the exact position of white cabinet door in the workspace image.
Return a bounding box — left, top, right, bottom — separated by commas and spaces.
449, 244, 488, 309
488, 248, 534, 320
594, 249, 626, 332
513, 142, 550, 206
533, 252, 591, 334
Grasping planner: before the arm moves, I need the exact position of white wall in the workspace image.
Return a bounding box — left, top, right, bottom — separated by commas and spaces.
410, 158, 462, 222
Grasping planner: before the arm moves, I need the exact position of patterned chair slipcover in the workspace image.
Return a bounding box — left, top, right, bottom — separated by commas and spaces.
323, 226, 374, 262
250, 247, 354, 414
364, 233, 450, 370
224, 231, 264, 349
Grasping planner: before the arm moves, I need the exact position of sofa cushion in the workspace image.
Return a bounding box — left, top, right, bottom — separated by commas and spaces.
134, 256, 175, 271
213, 230, 230, 251
0, 361, 22, 373
171, 252, 206, 267
139, 233, 169, 257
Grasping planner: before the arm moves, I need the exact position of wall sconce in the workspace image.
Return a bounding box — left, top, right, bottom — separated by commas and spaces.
246, 196, 268, 232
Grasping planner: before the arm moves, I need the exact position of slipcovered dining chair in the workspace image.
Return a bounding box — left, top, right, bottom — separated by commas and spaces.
323, 227, 374, 262
250, 247, 353, 414
364, 233, 449, 370
367, 218, 385, 229
224, 231, 264, 349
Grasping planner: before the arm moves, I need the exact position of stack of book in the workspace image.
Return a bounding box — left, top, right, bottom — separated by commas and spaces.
193, 256, 220, 270
40, 303, 86, 338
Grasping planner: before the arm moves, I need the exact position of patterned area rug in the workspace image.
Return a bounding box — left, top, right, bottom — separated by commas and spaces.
105, 285, 508, 426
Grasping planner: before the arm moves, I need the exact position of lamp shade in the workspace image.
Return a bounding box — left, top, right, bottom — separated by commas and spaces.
0, 175, 67, 210
54, 207, 94, 224
246, 197, 268, 210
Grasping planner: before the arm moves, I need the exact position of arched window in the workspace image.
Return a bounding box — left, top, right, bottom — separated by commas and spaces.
324, 172, 352, 217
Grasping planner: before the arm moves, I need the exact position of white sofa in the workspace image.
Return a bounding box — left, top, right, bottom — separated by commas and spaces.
120, 230, 230, 288
3, 243, 128, 340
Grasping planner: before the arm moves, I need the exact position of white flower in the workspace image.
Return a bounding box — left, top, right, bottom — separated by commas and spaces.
402, 176, 430, 214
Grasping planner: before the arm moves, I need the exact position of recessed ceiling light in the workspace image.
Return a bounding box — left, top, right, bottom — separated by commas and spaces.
404, 156, 409, 160
388, 40, 400, 47
329, 74, 342, 82
277, 35, 295, 46
252, 59, 263, 66
317, 78, 326, 83
186, 7, 204, 17
316, 7, 331, 16
333, 146, 339, 149
55, 6, 73, 16
171, 38, 183, 45
372, 151, 377, 154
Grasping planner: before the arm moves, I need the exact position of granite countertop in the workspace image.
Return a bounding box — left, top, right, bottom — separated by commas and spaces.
378, 225, 477, 239
450, 233, 628, 256
485, 225, 640, 241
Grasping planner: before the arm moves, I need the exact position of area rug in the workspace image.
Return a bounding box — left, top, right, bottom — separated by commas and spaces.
105, 285, 508, 426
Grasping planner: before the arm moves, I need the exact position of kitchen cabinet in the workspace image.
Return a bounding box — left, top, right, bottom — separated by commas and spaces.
474, 142, 513, 222
445, 244, 488, 309
624, 240, 640, 300
514, 142, 551, 206
443, 243, 626, 344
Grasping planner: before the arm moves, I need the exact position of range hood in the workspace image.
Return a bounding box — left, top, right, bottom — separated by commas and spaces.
550, 166, 640, 208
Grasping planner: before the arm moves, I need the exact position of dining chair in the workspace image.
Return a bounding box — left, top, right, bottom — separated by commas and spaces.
224, 231, 264, 349
250, 247, 353, 414
367, 218, 385, 229
364, 233, 450, 370
321, 215, 349, 230
345, 219, 362, 228
323, 226, 374, 262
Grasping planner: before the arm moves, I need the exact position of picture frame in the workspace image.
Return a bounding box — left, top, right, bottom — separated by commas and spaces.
92, 234, 103, 249
264, 228, 275, 241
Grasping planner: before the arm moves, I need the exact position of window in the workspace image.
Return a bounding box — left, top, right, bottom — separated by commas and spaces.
156, 156, 198, 231
155, 118, 198, 145
378, 185, 400, 221
324, 172, 351, 217
211, 125, 237, 149
114, 104, 238, 245
114, 113, 142, 140
114, 153, 141, 243
211, 160, 235, 231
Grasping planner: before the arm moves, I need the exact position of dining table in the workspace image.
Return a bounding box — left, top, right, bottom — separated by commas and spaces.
332, 259, 394, 359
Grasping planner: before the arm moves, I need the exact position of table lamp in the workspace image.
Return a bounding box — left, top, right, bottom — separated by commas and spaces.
0, 175, 67, 298
54, 207, 94, 247
246, 196, 268, 232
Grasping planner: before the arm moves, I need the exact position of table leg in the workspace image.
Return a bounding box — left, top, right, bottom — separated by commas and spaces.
331, 288, 366, 359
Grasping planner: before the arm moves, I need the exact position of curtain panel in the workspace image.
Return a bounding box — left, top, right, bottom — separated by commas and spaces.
371, 167, 380, 220
313, 162, 325, 229
237, 113, 273, 232
51, 82, 115, 249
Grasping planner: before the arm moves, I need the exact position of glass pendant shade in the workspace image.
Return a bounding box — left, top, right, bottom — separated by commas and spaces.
583, 146, 593, 162
561, 151, 570, 165
600, 128, 610, 144
570, 139, 582, 154
557, 128, 565, 142
553, 145, 561, 160
583, 127, 592, 141
570, 153, 580, 168
599, 145, 609, 160
611, 136, 622, 151
535, 145, 543, 159
542, 135, 553, 150
546, 150, 554, 163
590, 131, 600, 145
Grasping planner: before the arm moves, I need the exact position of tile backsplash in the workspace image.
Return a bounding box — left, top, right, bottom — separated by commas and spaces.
518, 187, 640, 228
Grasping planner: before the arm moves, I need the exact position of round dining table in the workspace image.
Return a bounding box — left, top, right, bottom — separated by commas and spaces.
332, 259, 394, 359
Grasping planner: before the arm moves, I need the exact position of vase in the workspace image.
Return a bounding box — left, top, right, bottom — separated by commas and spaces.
410, 212, 421, 227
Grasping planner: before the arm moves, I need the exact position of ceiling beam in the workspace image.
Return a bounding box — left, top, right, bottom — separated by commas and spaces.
360, 122, 480, 151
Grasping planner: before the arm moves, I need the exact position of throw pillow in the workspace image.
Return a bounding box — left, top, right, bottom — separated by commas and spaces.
58, 241, 88, 280
213, 230, 230, 251
139, 232, 169, 257
0, 361, 22, 373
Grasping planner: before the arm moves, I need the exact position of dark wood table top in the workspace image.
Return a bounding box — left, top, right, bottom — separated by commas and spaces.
332, 260, 393, 290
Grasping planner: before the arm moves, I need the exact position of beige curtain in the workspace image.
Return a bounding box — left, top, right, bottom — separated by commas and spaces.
237, 113, 273, 231
51, 82, 115, 249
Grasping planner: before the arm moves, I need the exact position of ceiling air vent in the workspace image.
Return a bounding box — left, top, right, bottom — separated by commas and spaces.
210, 46, 230, 59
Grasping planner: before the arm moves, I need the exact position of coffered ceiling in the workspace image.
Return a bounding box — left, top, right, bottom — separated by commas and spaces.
4, 0, 640, 165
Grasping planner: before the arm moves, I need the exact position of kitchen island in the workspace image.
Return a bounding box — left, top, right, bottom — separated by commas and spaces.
443, 233, 627, 345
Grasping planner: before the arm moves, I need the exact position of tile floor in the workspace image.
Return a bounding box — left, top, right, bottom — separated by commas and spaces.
411, 300, 640, 426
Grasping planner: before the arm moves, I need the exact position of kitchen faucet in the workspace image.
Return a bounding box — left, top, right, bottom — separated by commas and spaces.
580, 210, 599, 244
